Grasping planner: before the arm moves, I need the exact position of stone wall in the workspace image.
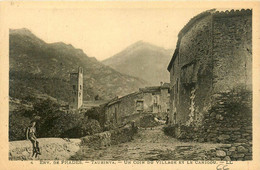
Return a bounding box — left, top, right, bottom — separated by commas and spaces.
212, 10, 252, 93
105, 86, 170, 127
160, 88, 170, 114
142, 88, 169, 118
167, 9, 252, 161
175, 90, 252, 161
168, 9, 252, 125
169, 14, 214, 126
105, 92, 143, 128
207, 143, 252, 161
81, 124, 138, 148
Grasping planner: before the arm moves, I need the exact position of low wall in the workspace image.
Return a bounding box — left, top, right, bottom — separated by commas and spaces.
9, 138, 81, 160
81, 124, 138, 148
209, 143, 252, 161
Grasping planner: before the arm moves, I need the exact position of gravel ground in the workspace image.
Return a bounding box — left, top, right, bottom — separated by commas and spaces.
71, 126, 224, 160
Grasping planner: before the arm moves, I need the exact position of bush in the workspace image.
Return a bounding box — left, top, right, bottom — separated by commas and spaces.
9, 99, 103, 140
9, 113, 31, 141
139, 114, 160, 128
81, 119, 102, 135
38, 111, 84, 138
163, 125, 176, 137
104, 121, 117, 131
84, 105, 106, 129
61, 119, 102, 138
33, 98, 60, 118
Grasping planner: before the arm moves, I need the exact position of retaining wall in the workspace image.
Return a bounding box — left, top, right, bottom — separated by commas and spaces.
81, 124, 138, 148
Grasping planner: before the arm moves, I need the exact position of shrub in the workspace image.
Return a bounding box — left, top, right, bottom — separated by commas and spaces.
61, 119, 102, 138
9, 113, 31, 141
139, 114, 160, 128
84, 105, 106, 129
81, 118, 102, 135
38, 111, 84, 138
9, 99, 104, 140
33, 98, 60, 118
163, 125, 176, 137
104, 121, 117, 131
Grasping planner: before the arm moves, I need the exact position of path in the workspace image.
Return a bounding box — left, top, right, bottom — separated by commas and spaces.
71, 126, 225, 160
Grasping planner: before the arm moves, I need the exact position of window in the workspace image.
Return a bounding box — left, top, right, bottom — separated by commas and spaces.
136, 100, 144, 111
73, 85, 76, 90
181, 63, 195, 84
153, 95, 159, 104
80, 85, 82, 90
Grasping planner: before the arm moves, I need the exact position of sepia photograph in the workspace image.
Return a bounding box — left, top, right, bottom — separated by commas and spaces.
0, 1, 260, 170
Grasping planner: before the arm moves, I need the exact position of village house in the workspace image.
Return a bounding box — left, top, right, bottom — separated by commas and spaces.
79, 100, 109, 113
67, 67, 170, 128
104, 82, 170, 127
167, 9, 252, 144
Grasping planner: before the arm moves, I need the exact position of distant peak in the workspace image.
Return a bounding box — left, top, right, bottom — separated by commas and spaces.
10, 28, 33, 35
128, 40, 157, 49
134, 40, 145, 44
125, 40, 170, 52
50, 42, 78, 51
132, 40, 151, 46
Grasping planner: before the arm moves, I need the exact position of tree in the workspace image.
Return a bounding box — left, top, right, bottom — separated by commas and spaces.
9, 112, 31, 141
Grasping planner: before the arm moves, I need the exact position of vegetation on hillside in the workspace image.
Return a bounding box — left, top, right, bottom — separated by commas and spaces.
9, 28, 147, 104
9, 99, 102, 141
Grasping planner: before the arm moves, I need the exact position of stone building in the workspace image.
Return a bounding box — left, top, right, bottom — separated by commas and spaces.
167, 9, 252, 146
79, 100, 108, 113
139, 82, 170, 115
105, 83, 170, 127
69, 67, 83, 110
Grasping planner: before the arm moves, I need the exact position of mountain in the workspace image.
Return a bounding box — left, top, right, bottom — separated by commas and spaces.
9, 28, 147, 106
102, 41, 173, 85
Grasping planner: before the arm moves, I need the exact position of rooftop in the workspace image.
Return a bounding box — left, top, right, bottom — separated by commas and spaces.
167, 8, 252, 72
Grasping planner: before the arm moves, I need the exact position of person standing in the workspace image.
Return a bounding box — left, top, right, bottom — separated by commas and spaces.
26, 121, 41, 157
165, 114, 169, 125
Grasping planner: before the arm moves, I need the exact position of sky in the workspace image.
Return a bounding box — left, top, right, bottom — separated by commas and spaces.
6, 3, 208, 60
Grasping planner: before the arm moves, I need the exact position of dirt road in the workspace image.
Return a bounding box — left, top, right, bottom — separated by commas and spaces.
71, 126, 224, 160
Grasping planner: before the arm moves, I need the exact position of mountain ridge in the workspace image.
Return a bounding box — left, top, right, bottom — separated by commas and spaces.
102, 41, 173, 85
9, 28, 147, 106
